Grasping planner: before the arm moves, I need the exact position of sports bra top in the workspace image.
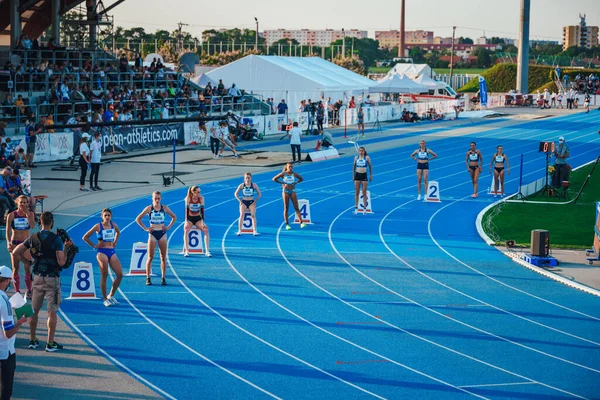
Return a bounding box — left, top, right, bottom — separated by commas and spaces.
494, 154, 505, 163
187, 198, 203, 214
468, 151, 480, 162
97, 221, 116, 242
282, 174, 296, 185
11, 212, 30, 230
242, 184, 256, 198
417, 150, 429, 160
355, 157, 367, 168
149, 205, 165, 225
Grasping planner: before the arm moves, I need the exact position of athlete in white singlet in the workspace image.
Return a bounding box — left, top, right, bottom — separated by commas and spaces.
234, 172, 262, 235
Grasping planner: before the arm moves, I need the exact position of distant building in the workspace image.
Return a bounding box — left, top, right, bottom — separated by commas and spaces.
562, 14, 599, 50
475, 37, 487, 45
405, 43, 501, 59
375, 30, 433, 49
263, 29, 367, 46
433, 36, 453, 45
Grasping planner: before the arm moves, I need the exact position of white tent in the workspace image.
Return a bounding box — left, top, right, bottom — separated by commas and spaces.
205, 55, 375, 108
369, 73, 428, 94
413, 74, 445, 90
389, 63, 434, 79
191, 73, 217, 87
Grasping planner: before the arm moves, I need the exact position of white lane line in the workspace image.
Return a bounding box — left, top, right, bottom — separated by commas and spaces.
76, 322, 152, 327
59, 311, 177, 400
459, 382, 538, 389
165, 224, 386, 398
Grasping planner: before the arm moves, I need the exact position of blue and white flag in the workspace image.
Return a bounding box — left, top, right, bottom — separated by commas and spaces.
478, 76, 488, 107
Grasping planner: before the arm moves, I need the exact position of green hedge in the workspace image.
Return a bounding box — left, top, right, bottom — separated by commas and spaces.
459, 64, 599, 93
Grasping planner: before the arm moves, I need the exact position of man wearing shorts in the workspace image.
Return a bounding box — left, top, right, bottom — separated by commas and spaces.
12, 212, 72, 352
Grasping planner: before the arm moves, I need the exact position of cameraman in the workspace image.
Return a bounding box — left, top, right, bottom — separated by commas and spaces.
12, 212, 73, 352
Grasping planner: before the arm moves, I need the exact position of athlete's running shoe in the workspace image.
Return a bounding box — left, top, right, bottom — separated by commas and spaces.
103, 299, 113, 307
253, 232, 260, 236
300, 223, 306, 229
417, 194, 421, 200
205, 251, 212, 257
183, 250, 189, 257
285, 224, 292, 230
28, 339, 39, 349
161, 278, 167, 286
146, 277, 152, 286
236, 231, 241, 236
45, 341, 63, 352
108, 296, 120, 305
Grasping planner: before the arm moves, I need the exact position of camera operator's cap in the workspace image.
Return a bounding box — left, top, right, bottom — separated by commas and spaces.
0, 266, 12, 278
559, 136, 565, 141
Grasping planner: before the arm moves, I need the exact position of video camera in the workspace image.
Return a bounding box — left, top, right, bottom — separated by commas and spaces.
56, 228, 79, 269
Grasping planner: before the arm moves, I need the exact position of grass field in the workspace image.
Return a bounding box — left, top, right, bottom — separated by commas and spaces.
483, 161, 600, 249
367, 67, 487, 75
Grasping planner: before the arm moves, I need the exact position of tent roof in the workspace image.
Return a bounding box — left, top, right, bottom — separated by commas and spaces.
389, 63, 433, 79
191, 73, 217, 87
413, 74, 445, 89
370, 73, 428, 94
205, 55, 375, 92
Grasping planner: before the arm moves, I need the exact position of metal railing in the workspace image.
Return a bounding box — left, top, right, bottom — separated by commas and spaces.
0, 95, 267, 134
8, 48, 118, 70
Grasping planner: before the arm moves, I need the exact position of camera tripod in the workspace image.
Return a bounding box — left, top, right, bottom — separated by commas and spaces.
371, 110, 382, 133
163, 137, 185, 187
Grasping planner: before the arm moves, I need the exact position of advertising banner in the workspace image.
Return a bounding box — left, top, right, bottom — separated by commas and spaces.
100, 123, 183, 152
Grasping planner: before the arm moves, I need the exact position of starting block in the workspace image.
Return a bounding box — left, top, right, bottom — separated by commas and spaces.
67, 262, 98, 299
426, 181, 441, 202
523, 254, 558, 267
358, 191, 373, 214
294, 199, 313, 224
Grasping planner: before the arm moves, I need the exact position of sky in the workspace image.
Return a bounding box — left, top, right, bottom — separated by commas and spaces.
109, 0, 600, 43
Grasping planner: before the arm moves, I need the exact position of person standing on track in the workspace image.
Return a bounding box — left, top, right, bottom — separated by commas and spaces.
288, 122, 303, 164
209, 123, 222, 159
6, 195, 35, 298
357, 107, 365, 137
410, 140, 437, 201
489, 145, 510, 197
89, 131, 102, 191
135, 191, 176, 286
466, 141, 484, 198
78, 133, 91, 192
234, 172, 261, 236
352, 147, 373, 213
82, 208, 123, 307
272, 163, 305, 231
182, 185, 211, 258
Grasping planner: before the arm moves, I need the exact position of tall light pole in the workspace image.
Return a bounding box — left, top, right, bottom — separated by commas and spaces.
516, 0, 530, 93
254, 17, 259, 51
450, 26, 457, 87
342, 28, 346, 58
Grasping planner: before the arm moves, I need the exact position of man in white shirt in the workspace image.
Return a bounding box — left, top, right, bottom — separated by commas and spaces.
0, 265, 29, 399
288, 122, 303, 163
161, 105, 169, 120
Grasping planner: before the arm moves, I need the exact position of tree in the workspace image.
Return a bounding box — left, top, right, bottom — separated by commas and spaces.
475, 48, 492, 67
488, 37, 505, 45
458, 37, 474, 45
408, 46, 426, 63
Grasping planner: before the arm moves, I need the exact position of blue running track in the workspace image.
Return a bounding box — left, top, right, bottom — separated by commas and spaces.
63, 112, 600, 399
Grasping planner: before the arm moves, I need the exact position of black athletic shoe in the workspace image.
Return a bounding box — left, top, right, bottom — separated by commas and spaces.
161, 278, 167, 286
146, 277, 152, 286
95, 186, 103, 190
45, 341, 63, 352
28, 339, 39, 349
